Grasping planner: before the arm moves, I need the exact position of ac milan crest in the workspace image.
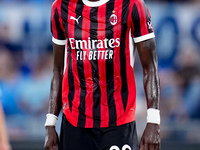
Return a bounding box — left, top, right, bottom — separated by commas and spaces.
109, 13, 118, 26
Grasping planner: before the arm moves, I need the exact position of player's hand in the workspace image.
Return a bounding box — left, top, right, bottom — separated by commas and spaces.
139, 123, 160, 150
44, 126, 59, 150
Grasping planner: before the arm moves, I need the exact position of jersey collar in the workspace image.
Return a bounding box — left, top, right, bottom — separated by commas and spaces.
82, 0, 109, 7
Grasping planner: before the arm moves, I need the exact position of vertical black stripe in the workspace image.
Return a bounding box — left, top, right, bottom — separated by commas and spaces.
106, 1, 116, 127
75, 1, 86, 128
54, 8, 66, 39
90, 7, 101, 128
120, 0, 130, 111
132, 3, 141, 37
67, 50, 74, 112
61, 0, 74, 112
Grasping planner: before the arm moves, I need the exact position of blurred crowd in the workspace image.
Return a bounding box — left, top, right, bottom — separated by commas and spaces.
0, 1, 54, 140
0, 0, 200, 144
0, 0, 54, 3
150, 0, 200, 3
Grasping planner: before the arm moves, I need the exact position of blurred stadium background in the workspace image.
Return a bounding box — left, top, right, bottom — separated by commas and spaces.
0, 0, 200, 149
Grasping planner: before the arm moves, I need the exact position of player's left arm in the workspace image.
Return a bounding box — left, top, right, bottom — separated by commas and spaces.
136, 37, 160, 150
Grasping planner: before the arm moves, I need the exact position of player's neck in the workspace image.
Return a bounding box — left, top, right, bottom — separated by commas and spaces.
83, 0, 109, 7
88, 0, 100, 2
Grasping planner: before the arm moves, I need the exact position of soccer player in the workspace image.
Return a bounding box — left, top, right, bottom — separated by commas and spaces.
44, 0, 160, 150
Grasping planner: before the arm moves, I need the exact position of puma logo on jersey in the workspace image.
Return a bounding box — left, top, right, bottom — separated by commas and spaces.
70, 16, 81, 24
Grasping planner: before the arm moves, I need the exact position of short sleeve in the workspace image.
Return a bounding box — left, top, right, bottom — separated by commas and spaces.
131, 0, 155, 43
51, 2, 67, 45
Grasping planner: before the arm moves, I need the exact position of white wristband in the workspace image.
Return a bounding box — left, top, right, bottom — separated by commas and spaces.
147, 108, 160, 125
45, 114, 58, 127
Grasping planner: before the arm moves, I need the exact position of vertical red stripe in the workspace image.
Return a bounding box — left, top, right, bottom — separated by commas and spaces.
136, 0, 149, 35
124, 3, 136, 123
82, 6, 94, 128
117, 2, 136, 125
97, 4, 109, 128
51, 2, 57, 39
129, 2, 135, 38
57, 0, 66, 38
113, 0, 124, 126
54, 0, 69, 118
63, 0, 80, 127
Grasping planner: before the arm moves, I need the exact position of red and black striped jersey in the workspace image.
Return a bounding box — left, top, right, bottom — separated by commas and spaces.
51, 0, 155, 128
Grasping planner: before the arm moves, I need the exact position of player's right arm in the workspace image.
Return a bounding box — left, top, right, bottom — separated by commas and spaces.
44, 43, 65, 150
45, 1, 66, 149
